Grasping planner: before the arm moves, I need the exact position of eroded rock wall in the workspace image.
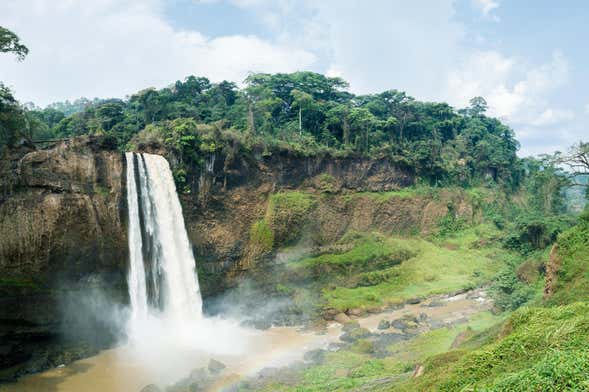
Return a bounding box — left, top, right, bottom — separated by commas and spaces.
0, 137, 128, 379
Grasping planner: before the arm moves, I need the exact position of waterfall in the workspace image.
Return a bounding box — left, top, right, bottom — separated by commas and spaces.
125, 152, 203, 326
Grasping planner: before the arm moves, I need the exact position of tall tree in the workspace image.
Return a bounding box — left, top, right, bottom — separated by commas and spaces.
0, 26, 29, 61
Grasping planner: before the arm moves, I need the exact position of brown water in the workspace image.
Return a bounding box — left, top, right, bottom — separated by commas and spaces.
2, 290, 491, 392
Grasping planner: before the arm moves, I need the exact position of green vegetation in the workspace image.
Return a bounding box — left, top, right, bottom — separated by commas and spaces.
3, 55, 524, 190
266, 191, 315, 244
398, 303, 589, 391
249, 219, 274, 254
318, 232, 505, 312
547, 210, 589, 305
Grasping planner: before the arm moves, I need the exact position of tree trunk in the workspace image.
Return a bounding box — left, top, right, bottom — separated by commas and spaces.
343, 116, 350, 146
299, 107, 302, 135
248, 102, 255, 135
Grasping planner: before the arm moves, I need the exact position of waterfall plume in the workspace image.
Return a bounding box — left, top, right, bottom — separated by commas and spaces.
125, 152, 203, 327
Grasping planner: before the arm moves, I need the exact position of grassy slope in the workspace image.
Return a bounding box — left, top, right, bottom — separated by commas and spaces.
244, 189, 589, 391
282, 224, 506, 313
394, 213, 589, 391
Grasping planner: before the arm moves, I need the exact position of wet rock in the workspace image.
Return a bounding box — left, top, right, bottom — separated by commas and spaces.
351, 339, 375, 354
342, 320, 360, 332
424, 300, 444, 307
346, 308, 364, 317
240, 318, 272, 330
377, 319, 391, 330
208, 358, 226, 374
391, 315, 419, 331
428, 320, 446, 329
334, 313, 351, 324
323, 308, 339, 320
189, 367, 209, 382
327, 342, 347, 351
386, 303, 404, 311
406, 298, 422, 305
340, 327, 371, 342
303, 349, 326, 364
403, 328, 420, 336
140, 385, 162, 392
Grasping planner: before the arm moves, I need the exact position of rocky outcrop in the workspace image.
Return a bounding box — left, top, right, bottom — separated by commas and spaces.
544, 244, 562, 299
0, 137, 128, 380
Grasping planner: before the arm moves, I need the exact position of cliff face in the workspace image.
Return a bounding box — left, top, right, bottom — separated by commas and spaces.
0, 138, 478, 379
0, 137, 128, 379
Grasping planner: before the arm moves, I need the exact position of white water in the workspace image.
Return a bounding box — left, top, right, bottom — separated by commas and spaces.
125, 152, 149, 326
125, 152, 203, 328
121, 153, 253, 388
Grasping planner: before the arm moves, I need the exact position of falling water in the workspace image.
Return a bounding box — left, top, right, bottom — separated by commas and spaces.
125, 152, 203, 327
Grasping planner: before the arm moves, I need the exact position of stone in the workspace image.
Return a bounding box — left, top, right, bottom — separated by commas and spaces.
377, 319, 391, 330
334, 313, 351, 324
342, 320, 360, 332
346, 308, 364, 317
140, 385, 162, 392
340, 327, 371, 342
208, 358, 226, 374
303, 349, 326, 364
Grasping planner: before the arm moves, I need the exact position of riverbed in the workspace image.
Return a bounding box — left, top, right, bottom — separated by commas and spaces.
2, 289, 492, 392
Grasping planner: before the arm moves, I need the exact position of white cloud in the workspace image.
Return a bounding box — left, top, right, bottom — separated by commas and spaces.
472, 0, 500, 19
0, 0, 580, 156
446, 50, 569, 120
531, 109, 575, 127
0, 0, 315, 105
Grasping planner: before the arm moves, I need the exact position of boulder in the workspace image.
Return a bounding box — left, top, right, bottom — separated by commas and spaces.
334, 313, 351, 324
340, 327, 371, 342
341, 320, 360, 332
208, 358, 226, 374
377, 319, 391, 330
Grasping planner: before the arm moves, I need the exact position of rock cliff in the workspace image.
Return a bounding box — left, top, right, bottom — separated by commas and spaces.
0, 136, 478, 379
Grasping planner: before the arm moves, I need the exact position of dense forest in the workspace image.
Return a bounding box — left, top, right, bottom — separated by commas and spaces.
4, 69, 522, 188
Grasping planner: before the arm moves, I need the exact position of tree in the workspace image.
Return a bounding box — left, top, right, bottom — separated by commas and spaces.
349, 107, 379, 152
557, 142, 589, 198
0, 26, 28, 61
468, 96, 488, 116
291, 89, 313, 135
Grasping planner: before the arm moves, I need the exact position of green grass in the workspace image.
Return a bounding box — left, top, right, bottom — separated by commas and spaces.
397, 302, 589, 391
319, 234, 506, 312
266, 191, 316, 245
548, 214, 589, 305
249, 219, 274, 253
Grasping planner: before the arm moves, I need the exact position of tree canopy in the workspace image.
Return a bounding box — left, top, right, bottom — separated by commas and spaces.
15, 71, 527, 188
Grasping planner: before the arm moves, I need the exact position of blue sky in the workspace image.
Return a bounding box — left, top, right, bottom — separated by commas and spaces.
0, 0, 587, 156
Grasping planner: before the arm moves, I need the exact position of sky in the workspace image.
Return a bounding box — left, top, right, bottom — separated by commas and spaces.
0, 0, 587, 156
